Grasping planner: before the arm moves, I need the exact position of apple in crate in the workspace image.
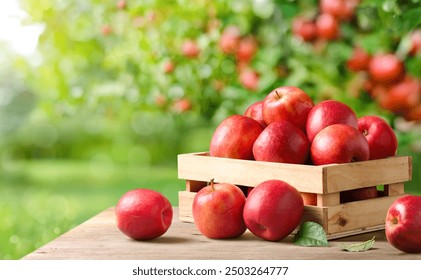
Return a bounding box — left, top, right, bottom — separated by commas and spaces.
253, 120, 309, 164
262, 86, 314, 131
340, 186, 378, 203
357, 115, 398, 160
210, 114, 264, 160
311, 124, 369, 165
192, 181, 247, 239
115, 189, 173, 240
385, 195, 421, 253
306, 100, 358, 142
243, 180, 304, 241
244, 100, 267, 128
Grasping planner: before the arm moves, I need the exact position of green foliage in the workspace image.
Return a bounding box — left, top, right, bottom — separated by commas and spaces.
3, 0, 417, 164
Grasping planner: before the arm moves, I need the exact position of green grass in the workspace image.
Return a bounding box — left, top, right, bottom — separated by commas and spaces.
0, 159, 181, 260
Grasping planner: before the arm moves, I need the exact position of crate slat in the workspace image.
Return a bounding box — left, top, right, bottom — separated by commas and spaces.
178, 152, 412, 194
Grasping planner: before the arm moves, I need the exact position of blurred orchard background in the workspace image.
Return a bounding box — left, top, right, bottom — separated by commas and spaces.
1, 0, 420, 259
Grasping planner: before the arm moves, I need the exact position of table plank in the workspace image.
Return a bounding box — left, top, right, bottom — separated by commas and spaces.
23, 207, 421, 260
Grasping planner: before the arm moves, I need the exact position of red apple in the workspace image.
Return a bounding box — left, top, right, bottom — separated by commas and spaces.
192, 181, 247, 239
368, 53, 404, 84
116, 0, 126, 9
101, 25, 112, 36
115, 188, 173, 240
182, 40, 200, 58
358, 115, 398, 160
306, 100, 358, 143
301, 192, 317, 206
243, 180, 304, 241
376, 75, 420, 114
236, 36, 257, 63
292, 17, 318, 42
262, 86, 314, 131
239, 68, 259, 91
172, 98, 192, 113
311, 124, 369, 165
346, 46, 371, 72
386, 195, 421, 253
209, 114, 264, 160
253, 121, 310, 164
244, 100, 267, 128
320, 0, 358, 21
219, 25, 241, 54
163, 60, 175, 74
340, 186, 378, 203
316, 13, 340, 40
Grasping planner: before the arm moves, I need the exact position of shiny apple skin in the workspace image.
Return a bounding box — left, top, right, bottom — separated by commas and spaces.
192, 183, 247, 239
115, 189, 173, 240
209, 114, 264, 160
311, 124, 369, 165
358, 115, 397, 160
306, 100, 358, 143
262, 86, 314, 132
386, 195, 421, 253
253, 120, 310, 164
243, 180, 304, 241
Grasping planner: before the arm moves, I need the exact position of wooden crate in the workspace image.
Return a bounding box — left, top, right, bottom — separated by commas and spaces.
178, 152, 412, 240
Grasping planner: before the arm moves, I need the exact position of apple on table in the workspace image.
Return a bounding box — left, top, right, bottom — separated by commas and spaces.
115, 189, 173, 240
243, 180, 304, 241
192, 180, 247, 239
386, 195, 421, 253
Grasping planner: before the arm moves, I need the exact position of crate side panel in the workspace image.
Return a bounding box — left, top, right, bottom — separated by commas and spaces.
178, 153, 324, 193
179, 191, 195, 223
324, 156, 411, 193
325, 195, 403, 235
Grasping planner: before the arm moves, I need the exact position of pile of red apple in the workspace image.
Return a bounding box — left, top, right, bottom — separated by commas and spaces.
209, 85, 398, 204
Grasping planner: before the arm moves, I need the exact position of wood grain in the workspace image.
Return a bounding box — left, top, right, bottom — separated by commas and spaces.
178, 152, 412, 194
23, 207, 421, 260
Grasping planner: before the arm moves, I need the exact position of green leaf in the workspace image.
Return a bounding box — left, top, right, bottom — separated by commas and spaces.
294, 222, 329, 247
341, 236, 376, 252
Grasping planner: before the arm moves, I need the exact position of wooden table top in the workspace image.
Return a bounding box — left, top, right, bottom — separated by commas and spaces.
23, 207, 421, 260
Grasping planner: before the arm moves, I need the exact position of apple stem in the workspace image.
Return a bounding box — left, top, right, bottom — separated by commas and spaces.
275, 89, 281, 99
210, 178, 215, 191
363, 129, 369, 136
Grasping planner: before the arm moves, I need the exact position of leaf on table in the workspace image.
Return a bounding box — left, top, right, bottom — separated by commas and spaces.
293, 221, 329, 247
341, 236, 375, 252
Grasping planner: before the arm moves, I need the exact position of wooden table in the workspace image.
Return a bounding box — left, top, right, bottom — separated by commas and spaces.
23, 207, 421, 260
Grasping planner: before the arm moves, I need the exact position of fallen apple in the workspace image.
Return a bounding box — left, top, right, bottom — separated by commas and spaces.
192, 181, 247, 239
115, 188, 173, 240
385, 195, 421, 253
243, 180, 304, 241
